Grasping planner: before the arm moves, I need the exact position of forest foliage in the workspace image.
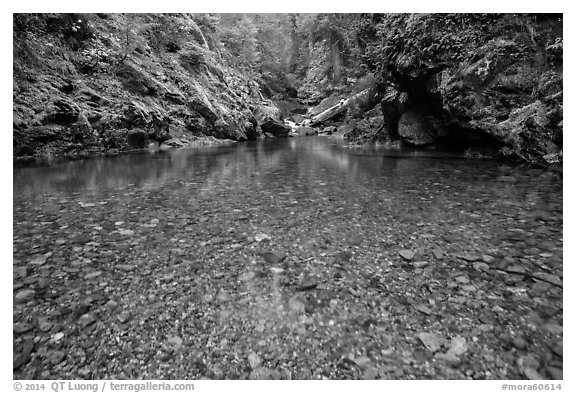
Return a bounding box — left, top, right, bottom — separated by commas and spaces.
13, 12, 563, 94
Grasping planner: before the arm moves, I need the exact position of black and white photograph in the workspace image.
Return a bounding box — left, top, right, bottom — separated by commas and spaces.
11, 6, 565, 388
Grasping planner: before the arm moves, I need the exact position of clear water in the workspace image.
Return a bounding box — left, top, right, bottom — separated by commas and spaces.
13, 137, 563, 379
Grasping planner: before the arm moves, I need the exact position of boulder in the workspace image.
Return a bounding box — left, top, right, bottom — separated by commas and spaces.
321, 126, 337, 135
292, 114, 305, 123
242, 120, 261, 140
212, 119, 247, 141
295, 126, 318, 136
397, 108, 436, 145
162, 138, 186, 148
42, 98, 80, 125
334, 124, 356, 138
474, 101, 560, 160
253, 104, 290, 138
126, 128, 149, 149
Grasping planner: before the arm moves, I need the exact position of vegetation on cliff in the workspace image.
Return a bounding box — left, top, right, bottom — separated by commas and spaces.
13, 13, 289, 161
359, 13, 563, 164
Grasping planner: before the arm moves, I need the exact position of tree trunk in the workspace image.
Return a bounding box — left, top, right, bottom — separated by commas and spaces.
288, 14, 300, 73
309, 88, 372, 126
331, 36, 342, 85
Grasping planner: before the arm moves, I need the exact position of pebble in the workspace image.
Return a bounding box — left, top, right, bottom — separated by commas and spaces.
14, 266, 27, 278
51, 332, 64, 342
432, 249, 444, 260
297, 276, 317, 291
78, 313, 96, 328
435, 352, 461, 367
543, 323, 563, 335
532, 272, 562, 287
511, 337, 527, 350
23, 277, 38, 285
36, 277, 50, 290
415, 304, 432, 315
14, 323, 34, 334
168, 336, 183, 351
363, 367, 379, 379
84, 271, 102, 280
239, 271, 256, 281
78, 368, 92, 377
546, 366, 563, 380
46, 350, 66, 365
353, 356, 371, 367
413, 261, 428, 268
417, 332, 444, 353
523, 367, 544, 380
551, 341, 562, 358
481, 254, 495, 263
288, 295, 306, 313
446, 336, 468, 357
38, 317, 52, 332
13, 339, 34, 370
105, 300, 119, 312
506, 264, 526, 274
399, 250, 415, 261
15, 289, 35, 302
30, 254, 48, 266
517, 354, 540, 372
254, 233, 271, 242
116, 264, 135, 272
117, 312, 131, 323
455, 275, 470, 284
248, 352, 262, 369
473, 262, 490, 272
457, 253, 481, 262
262, 251, 287, 264
452, 296, 467, 304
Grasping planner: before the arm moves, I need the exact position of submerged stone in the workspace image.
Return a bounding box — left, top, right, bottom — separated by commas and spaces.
398, 250, 415, 261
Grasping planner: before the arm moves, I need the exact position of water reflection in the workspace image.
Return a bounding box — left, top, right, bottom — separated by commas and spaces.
14, 137, 561, 205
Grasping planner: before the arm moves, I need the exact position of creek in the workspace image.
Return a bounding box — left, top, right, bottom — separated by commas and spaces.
13, 136, 563, 379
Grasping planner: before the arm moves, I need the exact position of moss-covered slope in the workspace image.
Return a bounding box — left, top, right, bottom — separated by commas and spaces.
13, 13, 288, 161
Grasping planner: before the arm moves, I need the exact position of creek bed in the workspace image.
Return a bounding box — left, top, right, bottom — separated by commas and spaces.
13, 136, 563, 380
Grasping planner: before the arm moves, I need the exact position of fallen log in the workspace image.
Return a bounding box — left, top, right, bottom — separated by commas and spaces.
309, 88, 371, 126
